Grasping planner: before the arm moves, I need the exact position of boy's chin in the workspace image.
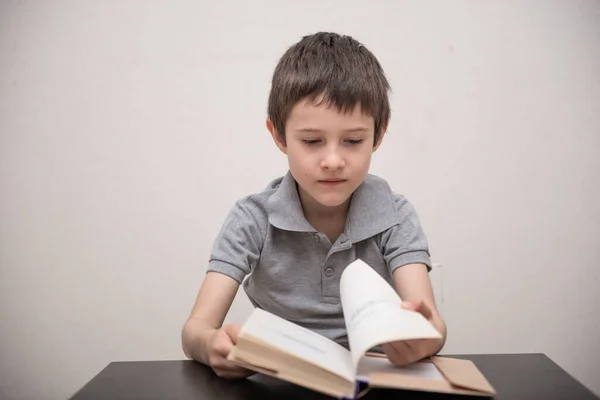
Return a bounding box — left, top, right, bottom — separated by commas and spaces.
312, 194, 351, 209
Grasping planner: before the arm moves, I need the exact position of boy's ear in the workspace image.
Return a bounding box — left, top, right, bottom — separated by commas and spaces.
266, 118, 287, 154
372, 121, 389, 152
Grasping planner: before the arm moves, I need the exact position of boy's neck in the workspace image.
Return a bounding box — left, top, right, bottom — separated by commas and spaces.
297, 187, 351, 244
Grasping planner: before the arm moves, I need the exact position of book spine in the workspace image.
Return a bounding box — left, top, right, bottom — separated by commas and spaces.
342, 378, 370, 400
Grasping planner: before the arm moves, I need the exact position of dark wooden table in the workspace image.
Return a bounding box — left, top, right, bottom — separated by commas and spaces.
69, 354, 598, 400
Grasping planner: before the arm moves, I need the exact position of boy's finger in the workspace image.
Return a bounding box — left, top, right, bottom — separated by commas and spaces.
229, 363, 255, 375
404, 339, 430, 359
383, 342, 412, 366
216, 361, 251, 373
402, 300, 433, 320
214, 366, 250, 379
382, 343, 403, 366
213, 332, 234, 357
219, 368, 255, 379
214, 360, 255, 378
415, 301, 433, 319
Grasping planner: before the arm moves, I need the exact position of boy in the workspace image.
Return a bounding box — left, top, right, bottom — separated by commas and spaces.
182, 32, 447, 378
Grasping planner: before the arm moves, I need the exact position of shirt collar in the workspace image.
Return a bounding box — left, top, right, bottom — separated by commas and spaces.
344, 174, 397, 243
267, 171, 316, 232
267, 171, 397, 241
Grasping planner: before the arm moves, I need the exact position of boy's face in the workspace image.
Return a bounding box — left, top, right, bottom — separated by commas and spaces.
268, 99, 384, 211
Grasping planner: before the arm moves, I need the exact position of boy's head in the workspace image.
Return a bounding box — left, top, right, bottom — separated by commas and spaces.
267, 32, 391, 145
266, 32, 392, 210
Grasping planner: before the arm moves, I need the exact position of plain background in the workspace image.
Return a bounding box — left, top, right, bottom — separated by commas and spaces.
1, 1, 599, 399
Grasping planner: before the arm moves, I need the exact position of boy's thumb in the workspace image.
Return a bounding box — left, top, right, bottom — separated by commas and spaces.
223, 324, 241, 344
402, 300, 433, 319
414, 300, 433, 319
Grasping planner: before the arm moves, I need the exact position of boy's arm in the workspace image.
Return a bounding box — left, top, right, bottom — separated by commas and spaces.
181, 271, 240, 365
392, 263, 447, 344
182, 199, 262, 377
385, 263, 447, 364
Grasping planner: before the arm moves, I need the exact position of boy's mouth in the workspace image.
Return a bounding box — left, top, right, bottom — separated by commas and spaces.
318, 179, 347, 186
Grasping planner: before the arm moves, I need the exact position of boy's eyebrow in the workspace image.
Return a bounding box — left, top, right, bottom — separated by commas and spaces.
296, 128, 324, 133
342, 127, 370, 133
295, 127, 370, 133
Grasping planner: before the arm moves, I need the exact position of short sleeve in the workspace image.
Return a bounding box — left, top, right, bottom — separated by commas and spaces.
379, 195, 432, 273
207, 199, 264, 284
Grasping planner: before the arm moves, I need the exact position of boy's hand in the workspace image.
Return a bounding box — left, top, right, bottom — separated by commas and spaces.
382, 300, 445, 367
207, 324, 255, 379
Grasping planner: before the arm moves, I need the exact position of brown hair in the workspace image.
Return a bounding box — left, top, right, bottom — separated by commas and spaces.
267, 32, 391, 145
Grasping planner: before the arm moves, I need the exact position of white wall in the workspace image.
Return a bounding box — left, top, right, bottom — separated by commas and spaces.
1, 1, 599, 399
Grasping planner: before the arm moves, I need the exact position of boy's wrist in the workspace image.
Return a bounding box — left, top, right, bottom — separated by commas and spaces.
183, 320, 219, 365
200, 327, 220, 364
431, 315, 447, 355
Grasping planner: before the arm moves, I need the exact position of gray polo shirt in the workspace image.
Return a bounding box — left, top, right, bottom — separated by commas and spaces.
207, 171, 431, 348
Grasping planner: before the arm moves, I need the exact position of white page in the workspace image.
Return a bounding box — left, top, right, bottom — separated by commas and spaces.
340, 259, 442, 369
239, 308, 355, 382
356, 356, 445, 382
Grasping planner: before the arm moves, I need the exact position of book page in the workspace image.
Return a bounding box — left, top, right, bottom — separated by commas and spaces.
340, 259, 442, 369
239, 308, 355, 382
356, 355, 445, 382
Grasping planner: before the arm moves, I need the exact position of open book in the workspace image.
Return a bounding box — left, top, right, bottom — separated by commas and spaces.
227, 259, 496, 398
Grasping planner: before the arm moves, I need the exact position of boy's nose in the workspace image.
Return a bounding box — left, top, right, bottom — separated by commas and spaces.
320, 149, 345, 170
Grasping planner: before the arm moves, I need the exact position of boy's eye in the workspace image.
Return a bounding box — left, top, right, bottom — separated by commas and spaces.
302, 139, 321, 145
346, 139, 364, 145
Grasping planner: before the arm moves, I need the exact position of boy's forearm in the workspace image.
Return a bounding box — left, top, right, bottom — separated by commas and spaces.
182, 318, 216, 365
432, 312, 447, 354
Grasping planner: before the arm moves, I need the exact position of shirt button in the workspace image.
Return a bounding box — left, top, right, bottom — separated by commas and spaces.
325, 267, 334, 277
314, 234, 320, 242
340, 235, 348, 244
